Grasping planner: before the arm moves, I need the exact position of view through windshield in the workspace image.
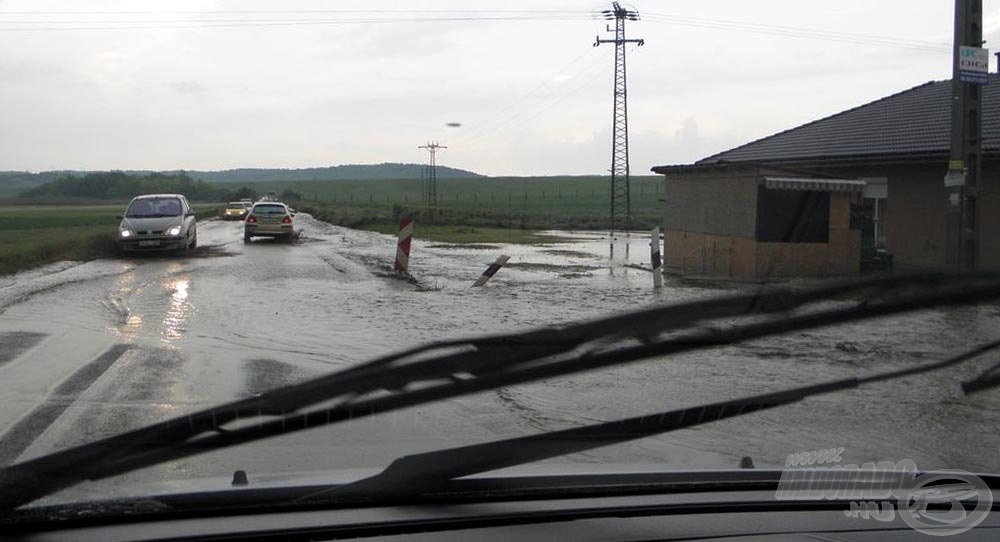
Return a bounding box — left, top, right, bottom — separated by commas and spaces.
0, 0, 998, 519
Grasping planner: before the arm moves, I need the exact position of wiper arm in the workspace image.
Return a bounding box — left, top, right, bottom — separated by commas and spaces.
0, 273, 998, 510
961, 358, 1000, 394
315, 338, 1000, 500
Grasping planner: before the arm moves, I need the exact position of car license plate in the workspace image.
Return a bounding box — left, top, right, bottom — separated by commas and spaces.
138, 240, 160, 247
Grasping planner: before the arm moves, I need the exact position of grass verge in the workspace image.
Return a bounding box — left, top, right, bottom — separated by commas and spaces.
0, 203, 223, 276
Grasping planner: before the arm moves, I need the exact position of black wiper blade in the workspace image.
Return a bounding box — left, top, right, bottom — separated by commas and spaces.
0, 273, 998, 511
314, 338, 1000, 500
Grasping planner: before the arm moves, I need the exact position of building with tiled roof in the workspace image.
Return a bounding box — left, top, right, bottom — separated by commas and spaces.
652, 76, 1000, 278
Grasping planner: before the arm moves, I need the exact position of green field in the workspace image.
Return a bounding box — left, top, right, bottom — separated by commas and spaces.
0, 203, 222, 276
271, 176, 664, 235
0, 175, 665, 274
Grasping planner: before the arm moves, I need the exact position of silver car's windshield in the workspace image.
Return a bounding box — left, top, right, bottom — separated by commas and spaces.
126, 198, 182, 218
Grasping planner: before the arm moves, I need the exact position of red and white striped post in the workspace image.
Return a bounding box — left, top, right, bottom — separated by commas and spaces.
651, 227, 663, 289
394, 218, 414, 275
472, 255, 510, 287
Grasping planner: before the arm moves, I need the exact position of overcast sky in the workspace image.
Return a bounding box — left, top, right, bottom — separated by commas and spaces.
1, 0, 998, 176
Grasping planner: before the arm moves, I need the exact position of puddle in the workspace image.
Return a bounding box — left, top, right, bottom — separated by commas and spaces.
541, 249, 596, 258
427, 243, 503, 250
506, 262, 604, 273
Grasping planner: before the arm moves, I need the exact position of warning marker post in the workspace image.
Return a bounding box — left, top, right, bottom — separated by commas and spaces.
650, 227, 662, 289
472, 255, 510, 287
395, 218, 413, 275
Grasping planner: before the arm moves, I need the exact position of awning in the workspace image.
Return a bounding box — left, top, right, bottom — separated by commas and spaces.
763, 177, 866, 192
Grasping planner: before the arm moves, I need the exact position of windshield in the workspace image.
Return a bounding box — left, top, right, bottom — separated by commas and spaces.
0, 0, 998, 522
125, 198, 182, 218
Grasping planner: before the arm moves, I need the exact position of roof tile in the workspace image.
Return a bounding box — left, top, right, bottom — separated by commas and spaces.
690, 75, 1000, 165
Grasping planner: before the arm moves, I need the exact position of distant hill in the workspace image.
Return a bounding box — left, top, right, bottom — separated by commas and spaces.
185, 163, 484, 183
0, 171, 85, 195
0, 163, 483, 194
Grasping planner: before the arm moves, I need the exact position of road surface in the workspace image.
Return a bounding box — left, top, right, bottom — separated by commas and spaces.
0, 215, 998, 504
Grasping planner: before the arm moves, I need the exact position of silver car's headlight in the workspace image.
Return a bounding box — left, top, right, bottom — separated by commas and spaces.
166, 226, 182, 236
119, 229, 133, 238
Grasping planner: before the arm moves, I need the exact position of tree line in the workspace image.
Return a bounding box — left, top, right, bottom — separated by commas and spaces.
19, 171, 260, 202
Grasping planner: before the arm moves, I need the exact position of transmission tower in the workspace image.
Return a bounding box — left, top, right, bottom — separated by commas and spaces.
418, 141, 447, 205
594, 2, 643, 235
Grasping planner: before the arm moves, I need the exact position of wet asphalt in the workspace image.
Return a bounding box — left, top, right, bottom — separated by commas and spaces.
0, 215, 998, 503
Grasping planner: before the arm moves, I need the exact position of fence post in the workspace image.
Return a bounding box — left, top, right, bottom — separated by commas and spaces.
472, 255, 510, 287
395, 218, 414, 275
651, 227, 662, 289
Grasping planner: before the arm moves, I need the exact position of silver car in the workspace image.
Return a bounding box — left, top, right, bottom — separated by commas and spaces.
244, 201, 295, 242
116, 194, 198, 253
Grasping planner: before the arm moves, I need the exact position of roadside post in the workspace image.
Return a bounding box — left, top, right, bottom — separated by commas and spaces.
651, 227, 662, 289
472, 255, 510, 287
395, 218, 413, 275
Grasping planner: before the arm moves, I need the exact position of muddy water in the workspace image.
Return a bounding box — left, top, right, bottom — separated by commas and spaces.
0, 215, 998, 503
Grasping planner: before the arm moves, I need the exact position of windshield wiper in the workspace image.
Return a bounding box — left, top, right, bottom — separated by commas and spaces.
0, 273, 998, 511
309, 338, 1000, 500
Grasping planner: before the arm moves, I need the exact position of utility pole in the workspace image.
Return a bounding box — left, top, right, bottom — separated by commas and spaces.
418, 142, 447, 205
945, 0, 987, 270
595, 2, 643, 237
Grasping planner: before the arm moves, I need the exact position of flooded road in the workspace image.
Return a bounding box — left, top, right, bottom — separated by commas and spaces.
0, 215, 998, 503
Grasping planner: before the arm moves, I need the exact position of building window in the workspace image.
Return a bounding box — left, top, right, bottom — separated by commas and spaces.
858, 197, 888, 249
859, 178, 888, 250
755, 187, 830, 243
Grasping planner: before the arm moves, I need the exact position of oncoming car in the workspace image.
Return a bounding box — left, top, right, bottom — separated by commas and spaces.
116, 194, 197, 253
244, 201, 295, 242
223, 201, 249, 221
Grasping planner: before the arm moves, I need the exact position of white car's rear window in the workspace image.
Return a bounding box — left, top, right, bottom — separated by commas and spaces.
253, 205, 286, 215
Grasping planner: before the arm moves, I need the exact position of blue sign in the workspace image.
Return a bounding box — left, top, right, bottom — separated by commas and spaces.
959, 46, 990, 85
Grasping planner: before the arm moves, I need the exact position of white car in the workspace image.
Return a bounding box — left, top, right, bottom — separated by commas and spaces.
243, 201, 295, 242
116, 194, 198, 253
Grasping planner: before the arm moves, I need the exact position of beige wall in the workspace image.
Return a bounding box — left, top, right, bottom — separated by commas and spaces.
755, 192, 861, 277
662, 171, 760, 238
811, 164, 945, 270
664, 230, 757, 277
662, 174, 860, 279
887, 169, 946, 271
806, 162, 1000, 272
976, 164, 1000, 270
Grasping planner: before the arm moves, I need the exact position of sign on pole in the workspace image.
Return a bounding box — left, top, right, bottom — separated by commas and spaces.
959, 46, 990, 84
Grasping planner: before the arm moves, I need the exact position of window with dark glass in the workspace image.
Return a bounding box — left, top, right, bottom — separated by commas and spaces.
755, 187, 829, 243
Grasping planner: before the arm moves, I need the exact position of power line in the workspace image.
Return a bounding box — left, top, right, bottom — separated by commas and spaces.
455, 51, 609, 147
0, 17, 595, 32
0, 9, 588, 15
0, 10, 594, 31
642, 12, 950, 53
0, 15, 594, 25
457, 44, 642, 152
0, 8, 956, 54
